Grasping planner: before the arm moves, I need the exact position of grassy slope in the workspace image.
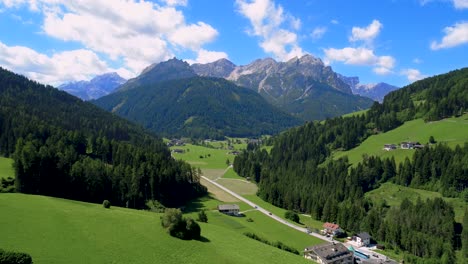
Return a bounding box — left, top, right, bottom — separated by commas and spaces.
171, 143, 237, 169
366, 182, 468, 223
0, 193, 312, 264
334, 114, 468, 165
0, 157, 14, 179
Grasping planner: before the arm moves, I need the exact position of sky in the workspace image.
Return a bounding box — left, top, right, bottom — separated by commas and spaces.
0, 0, 467, 87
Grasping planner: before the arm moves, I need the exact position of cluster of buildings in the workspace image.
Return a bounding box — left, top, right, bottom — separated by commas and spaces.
383, 141, 424, 151
166, 138, 185, 147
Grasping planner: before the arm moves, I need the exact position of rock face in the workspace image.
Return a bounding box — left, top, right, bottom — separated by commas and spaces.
58, 72, 126, 100
191, 55, 372, 121
117, 58, 197, 92
227, 55, 352, 103
338, 74, 399, 102
191, 58, 236, 78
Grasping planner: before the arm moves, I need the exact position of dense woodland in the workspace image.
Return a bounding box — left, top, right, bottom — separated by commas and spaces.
94, 77, 301, 139
0, 67, 206, 208
234, 68, 468, 262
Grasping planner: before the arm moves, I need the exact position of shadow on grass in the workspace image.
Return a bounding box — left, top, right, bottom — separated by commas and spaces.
183, 194, 215, 213
198, 236, 210, 243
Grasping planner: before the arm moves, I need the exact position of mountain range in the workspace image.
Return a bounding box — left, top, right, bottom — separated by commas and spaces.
58, 72, 126, 100
338, 74, 399, 102
94, 76, 301, 139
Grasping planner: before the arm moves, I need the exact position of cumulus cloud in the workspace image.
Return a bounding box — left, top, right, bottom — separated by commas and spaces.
311, 26, 327, 39
0, 0, 225, 83
324, 47, 395, 75
401, 68, 427, 82
349, 19, 382, 43
236, 0, 303, 61
0, 41, 119, 85
431, 21, 468, 50
453, 0, 468, 9
186, 49, 228, 65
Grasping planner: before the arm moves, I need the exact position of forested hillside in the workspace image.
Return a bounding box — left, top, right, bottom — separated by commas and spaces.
234, 68, 468, 263
0, 67, 206, 208
95, 77, 301, 139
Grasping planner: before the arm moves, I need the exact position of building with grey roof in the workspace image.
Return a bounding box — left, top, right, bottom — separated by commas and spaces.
304, 242, 353, 264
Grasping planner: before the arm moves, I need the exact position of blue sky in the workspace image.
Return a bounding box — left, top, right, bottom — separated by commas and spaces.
0, 0, 467, 86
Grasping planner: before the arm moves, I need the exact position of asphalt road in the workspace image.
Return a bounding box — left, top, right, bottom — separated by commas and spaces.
202, 175, 395, 262
201, 175, 329, 242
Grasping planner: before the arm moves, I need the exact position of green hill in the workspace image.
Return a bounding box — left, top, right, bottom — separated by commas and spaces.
0, 67, 205, 208
333, 114, 468, 165
0, 193, 314, 264
94, 77, 301, 139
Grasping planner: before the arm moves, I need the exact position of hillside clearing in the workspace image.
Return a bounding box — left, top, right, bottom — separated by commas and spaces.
334, 114, 468, 165
0, 193, 314, 264
0, 157, 13, 179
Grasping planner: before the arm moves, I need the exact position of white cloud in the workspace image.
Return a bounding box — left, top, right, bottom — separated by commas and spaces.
331, 19, 339, 25
431, 21, 468, 50
0, 0, 225, 81
236, 0, 303, 61
349, 19, 382, 43
0, 41, 114, 85
162, 0, 187, 7
453, 0, 468, 9
401, 68, 427, 82
168, 22, 218, 50
186, 49, 228, 65
311, 26, 327, 39
324, 47, 395, 75
413, 58, 423, 64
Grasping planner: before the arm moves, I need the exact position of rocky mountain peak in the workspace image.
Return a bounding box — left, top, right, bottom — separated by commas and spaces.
191, 58, 236, 78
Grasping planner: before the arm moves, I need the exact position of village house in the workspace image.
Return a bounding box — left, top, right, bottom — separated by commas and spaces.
229, 150, 241, 155
323, 222, 344, 236
400, 141, 424, 149
171, 149, 185, 154
304, 242, 353, 264
217, 204, 240, 216
167, 138, 185, 147
353, 232, 371, 247
383, 144, 396, 151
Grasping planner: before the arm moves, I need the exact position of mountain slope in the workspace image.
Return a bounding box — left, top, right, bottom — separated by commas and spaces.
94, 77, 301, 139
192, 58, 236, 78
197, 55, 374, 120
117, 58, 197, 91
58, 72, 126, 100
338, 74, 399, 102
0, 67, 205, 207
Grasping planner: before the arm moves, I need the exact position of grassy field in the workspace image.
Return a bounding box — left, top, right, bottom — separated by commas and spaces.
366, 182, 468, 222
0, 157, 14, 179
334, 114, 468, 165
0, 193, 316, 264
171, 143, 237, 169
243, 195, 324, 231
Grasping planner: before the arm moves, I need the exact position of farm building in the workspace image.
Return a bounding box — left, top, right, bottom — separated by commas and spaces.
353, 232, 371, 247
400, 141, 424, 149
323, 222, 343, 236
383, 144, 396, 151
304, 242, 353, 264
171, 149, 185, 154
217, 204, 240, 216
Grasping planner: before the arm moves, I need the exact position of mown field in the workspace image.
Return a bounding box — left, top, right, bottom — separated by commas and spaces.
334, 114, 468, 165
366, 182, 468, 223
0, 157, 13, 179
0, 193, 315, 264
170, 143, 238, 170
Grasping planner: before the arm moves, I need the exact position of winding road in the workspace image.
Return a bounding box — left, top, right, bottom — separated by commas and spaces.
202, 174, 393, 262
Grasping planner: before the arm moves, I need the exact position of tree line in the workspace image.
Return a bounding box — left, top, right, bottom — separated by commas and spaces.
0, 67, 206, 208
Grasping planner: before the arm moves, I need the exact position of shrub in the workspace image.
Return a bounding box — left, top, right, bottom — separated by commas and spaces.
246, 217, 254, 222
146, 200, 166, 213
197, 210, 208, 223
161, 208, 201, 240
102, 200, 111, 209
0, 248, 33, 264
284, 210, 300, 223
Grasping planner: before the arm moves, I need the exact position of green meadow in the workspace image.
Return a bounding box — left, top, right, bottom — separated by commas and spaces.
0, 157, 14, 179
366, 182, 468, 223
0, 193, 316, 264
170, 143, 238, 169
334, 114, 468, 165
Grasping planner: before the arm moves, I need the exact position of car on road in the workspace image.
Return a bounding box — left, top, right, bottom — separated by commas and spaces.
268, 212, 272, 215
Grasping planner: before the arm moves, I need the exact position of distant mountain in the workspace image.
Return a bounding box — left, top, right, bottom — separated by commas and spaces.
338, 74, 399, 102
94, 77, 301, 139
192, 58, 236, 78
58, 72, 126, 100
117, 58, 197, 92
191, 55, 373, 121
